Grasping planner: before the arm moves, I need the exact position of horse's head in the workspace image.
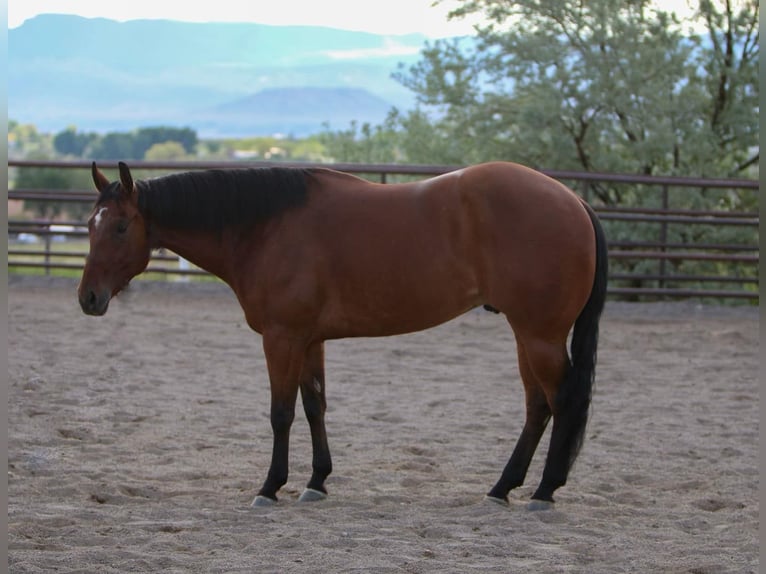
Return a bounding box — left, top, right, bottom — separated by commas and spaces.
78, 162, 151, 316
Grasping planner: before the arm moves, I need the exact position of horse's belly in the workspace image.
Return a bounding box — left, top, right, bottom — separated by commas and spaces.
320, 258, 481, 339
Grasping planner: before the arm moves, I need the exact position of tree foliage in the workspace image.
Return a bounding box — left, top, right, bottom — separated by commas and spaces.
14, 153, 94, 218
322, 0, 758, 191
53, 127, 98, 157
50, 126, 199, 160
695, 0, 759, 174
143, 141, 190, 161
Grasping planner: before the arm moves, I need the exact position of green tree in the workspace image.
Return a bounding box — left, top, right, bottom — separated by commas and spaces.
144, 141, 190, 161
89, 126, 199, 160
408, 0, 759, 186
319, 118, 399, 164
90, 132, 136, 160
319, 108, 467, 168
287, 136, 327, 162
8, 121, 53, 158
694, 0, 759, 175
133, 127, 198, 158
53, 126, 98, 157
14, 154, 93, 219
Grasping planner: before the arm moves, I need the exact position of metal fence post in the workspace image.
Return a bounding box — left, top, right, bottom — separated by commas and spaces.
658, 185, 669, 289
44, 223, 51, 276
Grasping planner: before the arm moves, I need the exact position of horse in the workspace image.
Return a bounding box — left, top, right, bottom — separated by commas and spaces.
78, 161, 608, 509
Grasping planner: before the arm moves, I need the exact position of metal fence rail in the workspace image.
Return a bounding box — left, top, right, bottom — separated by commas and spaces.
8, 159, 759, 301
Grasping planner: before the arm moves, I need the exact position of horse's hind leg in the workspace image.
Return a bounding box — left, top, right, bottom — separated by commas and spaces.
486, 340, 552, 504
298, 341, 333, 502
520, 335, 587, 508
530, 359, 590, 507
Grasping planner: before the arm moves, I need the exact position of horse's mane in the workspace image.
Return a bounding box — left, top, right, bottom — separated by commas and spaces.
135, 168, 314, 230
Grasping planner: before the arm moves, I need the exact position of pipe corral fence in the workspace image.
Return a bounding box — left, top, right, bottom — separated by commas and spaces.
8, 159, 759, 302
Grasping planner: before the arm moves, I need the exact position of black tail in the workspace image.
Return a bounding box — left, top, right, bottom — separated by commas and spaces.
558, 202, 608, 470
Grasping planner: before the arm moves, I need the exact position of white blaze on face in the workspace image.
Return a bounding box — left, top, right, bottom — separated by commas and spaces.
93, 207, 108, 229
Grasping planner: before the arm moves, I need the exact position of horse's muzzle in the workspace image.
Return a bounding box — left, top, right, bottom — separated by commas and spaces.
78, 287, 111, 316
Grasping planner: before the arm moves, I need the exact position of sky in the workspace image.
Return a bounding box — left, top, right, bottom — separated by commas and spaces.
7, 0, 484, 37
8, 0, 699, 37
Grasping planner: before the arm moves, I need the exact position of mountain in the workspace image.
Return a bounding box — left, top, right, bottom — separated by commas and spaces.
8, 15, 429, 137
200, 87, 395, 137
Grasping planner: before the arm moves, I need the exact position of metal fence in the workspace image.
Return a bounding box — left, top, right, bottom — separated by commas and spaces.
8, 159, 759, 301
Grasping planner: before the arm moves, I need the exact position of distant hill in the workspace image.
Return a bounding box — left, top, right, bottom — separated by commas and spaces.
8, 15, 431, 137
201, 87, 395, 137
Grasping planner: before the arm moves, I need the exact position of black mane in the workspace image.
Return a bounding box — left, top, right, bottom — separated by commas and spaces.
134, 168, 313, 230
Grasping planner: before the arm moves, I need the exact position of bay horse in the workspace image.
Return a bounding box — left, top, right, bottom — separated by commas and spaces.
78, 161, 607, 509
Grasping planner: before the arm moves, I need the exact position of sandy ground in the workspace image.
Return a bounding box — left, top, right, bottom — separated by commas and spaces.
8, 276, 759, 573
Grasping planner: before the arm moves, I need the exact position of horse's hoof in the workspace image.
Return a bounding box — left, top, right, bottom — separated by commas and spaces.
298, 488, 327, 503
483, 495, 509, 507
527, 499, 554, 511
251, 495, 277, 508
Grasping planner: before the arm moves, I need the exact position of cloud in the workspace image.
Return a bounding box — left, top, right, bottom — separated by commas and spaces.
323, 39, 422, 61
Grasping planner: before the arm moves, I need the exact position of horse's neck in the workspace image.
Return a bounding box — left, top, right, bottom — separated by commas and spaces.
151, 225, 232, 284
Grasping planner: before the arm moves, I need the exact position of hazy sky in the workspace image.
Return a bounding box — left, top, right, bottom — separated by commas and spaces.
8, 0, 484, 37
8, 0, 698, 36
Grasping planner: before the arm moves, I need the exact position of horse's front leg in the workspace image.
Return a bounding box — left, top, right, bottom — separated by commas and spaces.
298, 341, 332, 502
252, 332, 305, 507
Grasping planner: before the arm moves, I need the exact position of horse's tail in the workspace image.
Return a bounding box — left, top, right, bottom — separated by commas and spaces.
558, 201, 608, 471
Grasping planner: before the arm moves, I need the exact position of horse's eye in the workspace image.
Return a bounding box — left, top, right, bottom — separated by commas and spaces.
116, 220, 129, 234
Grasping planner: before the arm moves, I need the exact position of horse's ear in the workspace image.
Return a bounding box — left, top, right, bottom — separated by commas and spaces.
91, 162, 110, 192
118, 161, 135, 199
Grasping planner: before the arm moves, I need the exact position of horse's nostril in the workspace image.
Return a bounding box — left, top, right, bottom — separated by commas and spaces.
79, 287, 104, 314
